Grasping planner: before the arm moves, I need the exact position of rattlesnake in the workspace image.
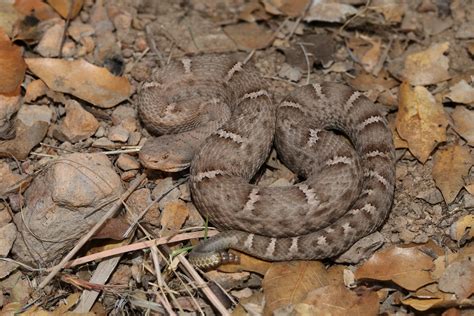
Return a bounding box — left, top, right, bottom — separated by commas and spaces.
138, 54, 395, 269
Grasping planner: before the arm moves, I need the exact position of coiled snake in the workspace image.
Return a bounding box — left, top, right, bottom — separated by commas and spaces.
138, 54, 395, 269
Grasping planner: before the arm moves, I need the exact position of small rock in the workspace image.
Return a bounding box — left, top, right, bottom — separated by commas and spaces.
184, 202, 205, 227
178, 182, 191, 201
108, 125, 129, 142
456, 22, 474, 39
128, 131, 141, 146
134, 37, 148, 52
0, 105, 53, 159
12, 153, 123, 265
0, 162, 24, 196
94, 125, 106, 137
56, 100, 99, 143
92, 137, 116, 149
0, 207, 12, 226
0, 223, 16, 256
278, 63, 302, 82
112, 105, 137, 123
121, 170, 138, 181
160, 200, 190, 236
36, 20, 65, 57
116, 153, 140, 170
131, 62, 152, 82
127, 188, 160, 226
152, 177, 180, 209
0, 94, 21, 140
416, 188, 444, 205
68, 20, 95, 42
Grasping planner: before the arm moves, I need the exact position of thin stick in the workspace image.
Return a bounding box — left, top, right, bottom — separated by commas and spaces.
64, 231, 218, 268
36, 174, 147, 290
178, 254, 230, 316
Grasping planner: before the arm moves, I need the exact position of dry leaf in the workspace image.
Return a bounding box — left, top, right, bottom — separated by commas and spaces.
451, 106, 474, 145
438, 258, 474, 299
299, 284, 379, 316
400, 42, 450, 85
262, 261, 329, 315
239, 1, 270, 22
449, 215, 474, 242
14, 0, 59, 20
223, 22, 273, 50
347, 35, 383, 74
47, 0, 84, 19
355, 245, 435, 291
0, 31, 26, 94
25, 58, 132, 108
444, 80, 474, 104
0, 1, 21, 36
219, 250, 272, 275
262, 0, 310, 17
92, 217, 129, 240
432, 145, 472, 203
396, 82, 448, 163
160, 200, 189, 236
432, 245, 474, 280
304, 1, 357, 23
370, 0, 406, 23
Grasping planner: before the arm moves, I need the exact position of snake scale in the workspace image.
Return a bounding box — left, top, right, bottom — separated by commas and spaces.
138, 54, 395, 269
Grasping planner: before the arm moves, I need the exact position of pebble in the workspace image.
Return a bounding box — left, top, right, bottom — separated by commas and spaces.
108, 125, 130, 142
56, 100, 99, 143
116, 153, 140, 170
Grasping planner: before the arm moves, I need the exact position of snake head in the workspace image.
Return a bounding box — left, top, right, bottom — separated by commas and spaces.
139, 136, 195, 172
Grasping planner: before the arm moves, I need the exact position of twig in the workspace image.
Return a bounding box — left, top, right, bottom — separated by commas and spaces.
58, 0, 75, 58
64, 231, 218, 268
298, 43, 311, 85
36, 173, 147, 290
177, 254, 230, 316
285, 0, 312, 41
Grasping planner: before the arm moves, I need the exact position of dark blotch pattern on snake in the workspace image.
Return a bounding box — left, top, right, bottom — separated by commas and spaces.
137, 54, 395, 269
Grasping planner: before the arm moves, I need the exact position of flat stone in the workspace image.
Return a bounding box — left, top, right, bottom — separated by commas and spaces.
12, 153, 123, 265
116, 153, 140, 170
0, 223, 16, 257
108, 125, 129, 142
56, 100, 99, 143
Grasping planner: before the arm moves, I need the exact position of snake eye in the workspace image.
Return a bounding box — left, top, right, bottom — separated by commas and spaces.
162, 153, 169, 160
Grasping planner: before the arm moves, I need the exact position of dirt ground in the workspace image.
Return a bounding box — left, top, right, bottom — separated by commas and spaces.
0, 0, 473, 315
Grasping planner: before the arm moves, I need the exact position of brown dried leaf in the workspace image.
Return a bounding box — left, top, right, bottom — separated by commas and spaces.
432, 144, 472, 203
444, 80, 474, 104
298, 284, 380, 316
438, 258, 474, 299
92, 217, 129, 241
25, 58, 132, 108
160, 200, 189, 236
370, 0, 406, 23
347, 35, 383, 74
449, 215, 474, 242
218, 250, 272, 275
24, 79, 48, 103
400, 42, 451, 85
0, 1, 21, 36
396, 82, 448, 163
262, 0, 310, 17
432, 245, 474, 280
14, 0, 59, 20
304, 2, 357, 23
262, 261, 329, 315
355, 245, 435, 291
47, 0, 84, 19
239, 1, 270, 22
223, 22, 273, 50
452, 106, 474, 146
0, 31, 26, 94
